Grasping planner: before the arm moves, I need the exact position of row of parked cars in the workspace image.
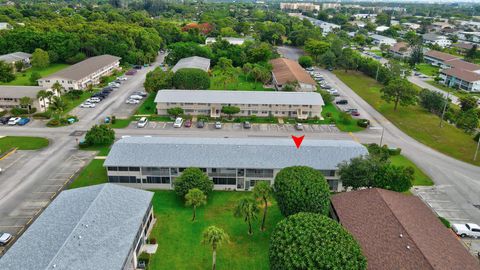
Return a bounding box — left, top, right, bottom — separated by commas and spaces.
136, 117, 254, 130
80, 79, 127, 108
126, 91, 147, 104
0, 116, 30, 126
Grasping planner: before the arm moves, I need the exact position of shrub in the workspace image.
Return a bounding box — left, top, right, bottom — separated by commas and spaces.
10, 107, 29, 116
173, 68, 210, 89
357, 119, 370, 128
46, 119, 60, 127
173, 167, 214, 198
273, 166, 331, 216
388, 147, 402, 156
269, 213, 367, 270
32, 111, 52, 119
298, 55, 314, 68
339, 112, 352, 124
85, 124, 115, 146
438, 217, 451, 228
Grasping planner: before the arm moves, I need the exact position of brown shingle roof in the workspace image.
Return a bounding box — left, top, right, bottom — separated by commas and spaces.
42, 54, 121, 81
331, 189, 480, 270
389, 42, 410, 53
452, 43, 474, 50
269, 58, 316, 86
424, 50, 460, 62
447, 59, 480, 72
441, 68, 480, 82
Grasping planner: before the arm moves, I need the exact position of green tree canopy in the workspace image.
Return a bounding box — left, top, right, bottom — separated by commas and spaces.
380, 78, 418, 111
172, 68, 210, 90
202, 226, 229, 270
459, 96, 478, 112
253, 181, 272, 231
31, 48, 50, 68
144, 67, 173, 93
234, 197, 259, 235
174, 167, 214, 198
298, 55, 313, 68
0, 60, 15, 82
85, 124, 115, 146
269, 212, 367, 270
456, 109, 479, 134
185, 188, 207, 222
166, 107, 184, 118
273, 166, 331, 216
221, 105, 240, 118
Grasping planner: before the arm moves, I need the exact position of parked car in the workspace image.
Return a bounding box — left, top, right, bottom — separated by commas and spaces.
125, 99, 140, 104
133, 65, 142, 69
0, 232, 12, 246
129, 95, 143, 100
243, 121, 251, 129
173, 117, 183, 128
7, 117, 21, 125
81, 102, 96, 108
305, 67, 314, 71
452, 223, 480, 238
184, 119, 192, 128
86, 98, 100, 103
0, 116, 11, 125
215, 121, 222, 129
336, 99, 348, 105
351, 110, 360, 116
132, 91, 147, 97
125, 69, 137, 75
322, 85, 332, 90
196, 120, 205, 128
117, 76, 128, 81
108, 82, 120, 88
137, 117, 148, 128
295, 123, 304, 131
17, 118, 30, 126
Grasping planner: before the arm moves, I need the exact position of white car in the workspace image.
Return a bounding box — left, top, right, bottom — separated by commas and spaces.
86, 98, 100, 103
0, 232, 12, 246
137, 117, 148, 128
215, 121, 222, 129
129, 94, 143, 100
80, 102, 96, 108
126, 99, 140, 104
7, 117, 21, 125
452, 223, 480, 238
108, 82, 120, 87
117, 76, 128, 81
173, 117, 183, 128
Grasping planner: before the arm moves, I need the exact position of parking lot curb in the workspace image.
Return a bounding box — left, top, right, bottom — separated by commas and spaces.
0, 147, 17, 161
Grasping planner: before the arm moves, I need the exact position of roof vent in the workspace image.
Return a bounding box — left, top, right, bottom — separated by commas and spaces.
399, 233, 403, 238
85, 224, 89, 228
406, 245, 410, 250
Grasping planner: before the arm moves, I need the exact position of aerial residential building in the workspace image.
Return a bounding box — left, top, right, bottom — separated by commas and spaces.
422, 33, 452, 48
0, 52, 31, 72
439, 60, 480, 92
37, 54, 121, 90
389, 42, 412, 58
0, 184, 155, 270
457, 31, 480, 43
352, 14, 377, 21
155, 90, 324, 119
458, 20, 480, 31
401, 22, 421, 30
280, 2, 320, 12
104, 137, 368, 192
321, 3, 340, 9
171, 56, 210, 73
370, 34, 397, 47
0, 86, 59, 112
270, 58, 317, 92
431, 21, 454, 32
452, 42, 475, 53
205, 37, 252, 45
375, 25, 390, 33
331, 188, 480, 270
289, 14, 340, 35
423, 50, 460, 67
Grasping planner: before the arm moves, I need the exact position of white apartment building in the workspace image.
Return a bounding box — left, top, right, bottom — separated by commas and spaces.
280, 2, 320, 12
370, 34, 397, 47
37, 55, 121, 90
155, 90, 324, 120
422, 33, 452, 48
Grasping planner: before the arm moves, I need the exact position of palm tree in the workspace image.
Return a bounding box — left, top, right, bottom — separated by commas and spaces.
51, 81, 63, 95
49, 96, 66, 119
253, 181, 272, 231
234, 197, 259, 235
202, 226, 229, 270
185, 188, 207, 221
36, 90, 49, 111
19, 96, 33, 114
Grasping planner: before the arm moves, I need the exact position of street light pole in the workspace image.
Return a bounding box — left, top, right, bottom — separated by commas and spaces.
439, 90, 450, 128
379, 128, 385, 146
474, 137, 480, 161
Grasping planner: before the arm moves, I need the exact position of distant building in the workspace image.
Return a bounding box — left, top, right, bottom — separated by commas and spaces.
321, 3, 340, 10
331, 188, 480, 270
0, 184, 155, 270
375, 25, 390, 32
0, 22, 12, 30
401, 22, 421, 30
0, 86, 59, 112
352, 14, 377, 21
280, 2, 320, 12
389, 42, 412, 58
104, 137, 368, 192
431, 21, 454, 32
270, 58, 317, 92
0, 52, 31, 72
289, 13, 340, 35
154, 90, 324, 119
37, 55, 121, 91
422, 33, 452, 48
370, 34, 397, 47
205, 37, 252, 46
457, 31, 480, 43
171, 56, 210, 73
452, 42, 475, 53
458, 20, 480, 31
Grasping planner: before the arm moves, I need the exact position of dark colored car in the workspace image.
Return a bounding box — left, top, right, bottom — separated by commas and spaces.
125, 69, 137, 75
133, 65, 142, 69
327, 67, 334, 71
184, 119, 192, 128
243, 121, 251, 129
0, 116, 11, 125
351, 111, 360, 116
336, 99, 348, 105
197, 120, 205, 128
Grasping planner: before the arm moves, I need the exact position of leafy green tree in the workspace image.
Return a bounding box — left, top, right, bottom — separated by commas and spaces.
269, 213, 367, 270
339, 156, 381, 190
166, 42, 213, 66
0, 60, 15, 82
409, 45, 423, 66
374, 165, 414, 192
320, 50, 336, 68
31, 48, 50, 68
456, 109, 479, 134
466, 44, 478, 61
174, 167, 214, 198
166, 107, 184, 118
51, 81, 63, 95
381, 79, 418, 111
85, 124, 115, 146
234, 197, 259, 235
172, 68, 210, 89
376, 12, 391, 26
36, 90, 50, 110
459, 96, 478, 112
185, 188, 207, 222
144, 68, 173, 93
337, 48, 357, 72
419, 89, 447, 115
298, 55, 313, 68
253, 181, 272, 231
202, 226, 229, 270
29, 71, 41, 86
221, 105, 240, 119
48, 96, 67, 119
216, 57, 233, 70
14, 61, 24, 72
273, 166, 331, 216
304, 39, 330, 62
19, 96, 33, 114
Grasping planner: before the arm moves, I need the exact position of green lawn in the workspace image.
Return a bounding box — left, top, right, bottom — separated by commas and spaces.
80, 145, 111, 156
137, 94, 156, 115
210, 73, 274, 91
415, 63, 439, 77
1, 64, 70, 86
334, 70, 480, 166
62, 91, 92, 115
322, 102, 364, 132
148, 191, 282, 270
68, 159, 108, 189
110, 119, 131, 129
390, 155, 434, 186
0, 136, 49, 153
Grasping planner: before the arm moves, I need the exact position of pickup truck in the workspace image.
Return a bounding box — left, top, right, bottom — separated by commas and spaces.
451, 223, 480, 238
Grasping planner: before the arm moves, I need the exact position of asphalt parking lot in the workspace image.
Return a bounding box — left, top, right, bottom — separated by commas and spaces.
0, 150, 95, 255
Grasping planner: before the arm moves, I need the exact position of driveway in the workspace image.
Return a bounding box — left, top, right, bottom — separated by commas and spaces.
407, 75, 460, 105
276, 46, 304, 61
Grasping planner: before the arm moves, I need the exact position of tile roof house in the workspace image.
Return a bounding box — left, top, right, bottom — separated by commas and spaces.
269, 58, 317, 92
0, 184, 155, 270
331, 188, 480, 270
423, 50, 460, 67
389, 42, 412, 58
171, 56, 211, 73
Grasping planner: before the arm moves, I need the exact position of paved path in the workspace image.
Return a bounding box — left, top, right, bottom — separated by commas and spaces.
408, 75, 460, 105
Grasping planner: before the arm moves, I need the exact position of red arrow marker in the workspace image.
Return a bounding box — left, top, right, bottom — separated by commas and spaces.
291, 135, 305, 149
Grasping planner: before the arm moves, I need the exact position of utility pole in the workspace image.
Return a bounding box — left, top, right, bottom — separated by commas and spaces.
474, 137, 480, 161
379, 128, 385, 146
375, 64, 380, 81
439, 90, 450, 128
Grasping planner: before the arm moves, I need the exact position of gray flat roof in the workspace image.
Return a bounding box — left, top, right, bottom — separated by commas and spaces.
370, 34, 396, 42
0, 184, 153, 270
171, 56, 210, 72
0, 85, 46, 98
104, 137, 368, 170
0, 52, 31, 63
154, 90, 325, 106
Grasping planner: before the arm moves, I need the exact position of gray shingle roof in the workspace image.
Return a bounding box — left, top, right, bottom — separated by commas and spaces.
0, 86, 46, 98
104, 137, 368, 170
0, 52, 31, 63
171, 56, 210, 72
154, 90, 325, 106
0, 184, 153, 270
42, 54, 121, 81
